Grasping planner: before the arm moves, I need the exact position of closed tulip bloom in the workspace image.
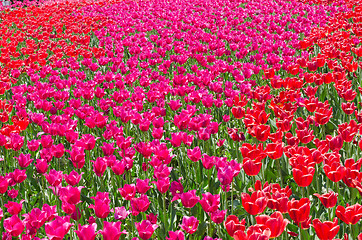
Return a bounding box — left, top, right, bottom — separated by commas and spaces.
336, 204, 362, 225
243, 157, 262, 176
75, 223, 97, 240
136, 179, 152, 194
131, 195, 150, 216
0, 176, 9, 194
217, 165, 234, 186
288, 198, 311, 225
292, 164, 315, 187
16, 153, 33, 168
312, 218, 339, 240
58, 186, 83, 205
35, 159, 48, 174
314, 191, 338, 209
41, 134, 53, 148
81, 134, 97, 150
63, 170, 83, 186
92, 157, 107, 177
180, 216, 199, 234
209, 209, 226, 224
255, 211, 289, 238
180, 190, 200, 208
89, 192, 111, 219
241, 191, 268, 215
135, 220, 158, 240
152, 177, 170, 194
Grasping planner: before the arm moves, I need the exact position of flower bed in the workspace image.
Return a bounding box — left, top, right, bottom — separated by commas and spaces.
0, 0, 361, 239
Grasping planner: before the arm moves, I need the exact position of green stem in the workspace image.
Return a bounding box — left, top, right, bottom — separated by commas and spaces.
163, 193, 167, 234
350, 224, 355, 239
276, 158, 283, 187
231, 183, 234, 215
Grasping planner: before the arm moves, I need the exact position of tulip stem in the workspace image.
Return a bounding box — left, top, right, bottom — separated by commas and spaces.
276, 158, 283, 187
163, 193, 167, 234
350, 224, 355, 239
231, 183, 234, 215
208, 169, 211, 194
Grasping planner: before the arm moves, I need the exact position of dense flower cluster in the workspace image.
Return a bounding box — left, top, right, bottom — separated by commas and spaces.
0, 0, 361, 239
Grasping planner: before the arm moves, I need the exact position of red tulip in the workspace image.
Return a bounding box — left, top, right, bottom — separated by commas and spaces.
312, 218, 339, 240
224, 215, 246, 237
265, 142, 283, 159
314, 191, 338, 209
241, 191, 268, 215
336, 204, 362, 225
288, 198, 310, 225
255, 211, 289, 238
292, 164, 315, 187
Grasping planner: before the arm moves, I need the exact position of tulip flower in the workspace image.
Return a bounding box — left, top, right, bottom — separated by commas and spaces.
336, 204, 362, 225
75, 223, 98, 240
180, 216, 199, 234
167, 230, 185, 240
180, 189, 200, 208
199, 192, 220, 213
135, 220, 159, 240
288, 198, 311, 225
4, 215, 25, 237
45, 216, 73, 240
314, 191, 338, 209
241, 191, 268, 215
312, 218, 339, 240
224, 215, 246, 237
100, 221, 127, 240
255, 211, 289, 238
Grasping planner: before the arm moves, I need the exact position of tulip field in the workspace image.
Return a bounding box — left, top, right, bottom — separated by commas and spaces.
1, 0, 362, 238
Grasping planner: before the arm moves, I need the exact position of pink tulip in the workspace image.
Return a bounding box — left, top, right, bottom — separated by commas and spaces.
45, 216, 73, 240
180, 216, 199, 234
135, 220, 158, 240
75, 223, 97, 240
4, 215, 25, 237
